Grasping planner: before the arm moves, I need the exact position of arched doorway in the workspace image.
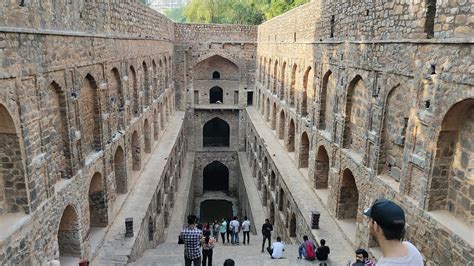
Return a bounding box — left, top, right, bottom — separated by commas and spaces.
270, 171, 276, 190
262, 185, 268, 206
278, 188, 284, 211
144, 119, 151, 153
315, 146, 329, 189
203, 161, 229, 191
290, 64, 297, 107
337, 169, 359, 220
212, 71, 220, 79
89, 173, 107, 227
153, 109, 159, 141
257, 171, 262, 191
302, 67, 311, 116
0, 104, 27, 215
427, 99, 474, 221
203, 117, 230, 147
299, 132, 309, 168
210, 86, 223, 104
57, 205, 82, 260
114, 146, 127, 194
142, 61, 150, 106
289, 212, 296, 237
265, 98, 270, 122
131, 131, 141, 170
278, 110, 285, 139
287, 119, 295, 152
279, 62, 286, 100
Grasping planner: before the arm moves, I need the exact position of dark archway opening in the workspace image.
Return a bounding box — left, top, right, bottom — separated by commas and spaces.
210, 86, 223, 104
200, 200, 233, 223
212, 71, 221, 79
203, 161, 229, 191
203, 117, 230, 147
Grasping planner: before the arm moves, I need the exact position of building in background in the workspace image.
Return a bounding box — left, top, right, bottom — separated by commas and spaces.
150, 0, 190, 13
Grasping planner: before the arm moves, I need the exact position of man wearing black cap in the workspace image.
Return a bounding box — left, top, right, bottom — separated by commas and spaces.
363, 198, 423, 265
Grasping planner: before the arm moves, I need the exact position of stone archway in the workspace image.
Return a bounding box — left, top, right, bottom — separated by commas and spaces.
319, 70, 334, 131
153, 109, 159, 141
299, 132, 309, 168
269, 201, 275, 225
278, 110, 285, 139
262, 185, 268, 206
144, 119, 151, 154
0, 104, 27, 215
142, 61, 150, 107
57, 205, 82, 258
89, 173, 107, 227
315, 146, 329, 189
114, 146, 127, 194
257, 171, 262, 191
203, 117, 230, 147
427, 98, 474, 222
79, 74, 101, 156
129, 66, 140, 117
290, 64, 297, 107
278, 187, 284, 211
131, 131, 141, 171
203, 161, 229, 191
265, 98, 270, 122
287, 119, 295, 152
337, 169, 359, 220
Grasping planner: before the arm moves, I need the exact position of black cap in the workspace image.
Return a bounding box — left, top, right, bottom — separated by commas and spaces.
363, 198, 405, 228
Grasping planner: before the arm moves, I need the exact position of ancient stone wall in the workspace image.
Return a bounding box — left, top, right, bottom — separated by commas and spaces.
0, 0, 183, 264
253, 0, 473, 264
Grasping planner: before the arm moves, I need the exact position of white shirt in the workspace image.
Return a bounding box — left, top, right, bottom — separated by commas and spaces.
242, 220, 251, 232
271, 241, 285, 259
378, 241, 424, 266
230, 220, 240, 233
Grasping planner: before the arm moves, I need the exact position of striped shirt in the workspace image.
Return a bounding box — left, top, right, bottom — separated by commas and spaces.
180, 226, 202, 259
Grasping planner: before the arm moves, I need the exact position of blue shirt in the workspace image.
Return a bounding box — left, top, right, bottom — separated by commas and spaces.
180, 226, 202, 259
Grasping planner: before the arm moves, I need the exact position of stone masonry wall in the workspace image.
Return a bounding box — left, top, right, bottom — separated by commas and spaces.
0, 0, 180, 264
254, 0, 473, 264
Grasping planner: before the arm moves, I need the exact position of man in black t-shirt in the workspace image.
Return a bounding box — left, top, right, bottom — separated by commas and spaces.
315, 239, 330, 261
261, 219, 273, 252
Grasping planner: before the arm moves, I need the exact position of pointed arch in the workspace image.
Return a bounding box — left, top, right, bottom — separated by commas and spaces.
289, 213, 296, 237
343, 75, 367, 155
273, 60, 279, 94
271, 102, 277, 130
265, 98, 270, 122
337, 168, 359, 220
203, 117, 230, 147
57, 205, 82, 258
0, 104, 27, 214
153, 108, 160, 141
279, 62, 287, 100
287, 119, 296, 152
290, 64, 297, 107
114, 146, 127, 194
89, 172, 107, 227
129, 66, 140, 117
299, 132, 310, 168
142, 61, 150, 107
315, 146, 329, 189
79, 74, 101, 156
152, 60, 158, 99
319, 70, 334, 131
278, 110, 286, 140
302, 66, 312, 116
144, 119, 151, 153
203, 161, 229, 191
210, 86, 223, 104
131, 131, 141, 170
110, 68, 125, 131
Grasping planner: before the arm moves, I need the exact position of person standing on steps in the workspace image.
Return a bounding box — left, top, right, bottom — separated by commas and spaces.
315, 239, 330, 261
219, 218, 227, 244
180, 215, 203, 266
212, 220, 219, 243
363, 198, 423, 266
241, 216, 251, 245
201, 229, 215, 266
261, 218, 273, 252
230, 216, 240, 245
226, 218, 232, 243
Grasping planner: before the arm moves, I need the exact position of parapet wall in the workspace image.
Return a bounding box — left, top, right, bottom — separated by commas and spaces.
175, 23, 257, 43
1, 0, 174, 40
258, 0, 472, 43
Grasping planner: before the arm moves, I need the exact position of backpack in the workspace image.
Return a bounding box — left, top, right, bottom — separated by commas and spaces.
305, 242, 315, 260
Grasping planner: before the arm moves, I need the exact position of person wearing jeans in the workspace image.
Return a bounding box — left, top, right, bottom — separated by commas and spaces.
261, 219, 273, 252
180, 215, 203, 266
241, 216, 251, 245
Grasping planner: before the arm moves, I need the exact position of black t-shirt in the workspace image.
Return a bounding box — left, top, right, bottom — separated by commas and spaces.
261, 223, 273, 238
316, 245, 330, 260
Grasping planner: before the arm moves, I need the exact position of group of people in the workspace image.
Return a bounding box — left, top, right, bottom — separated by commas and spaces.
180, 198, 424, 266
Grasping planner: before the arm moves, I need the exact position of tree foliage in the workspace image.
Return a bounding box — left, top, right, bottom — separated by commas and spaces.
163, 0, 309, 25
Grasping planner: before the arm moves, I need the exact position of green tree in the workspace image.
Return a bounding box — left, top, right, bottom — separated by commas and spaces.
164, 7, 187, 23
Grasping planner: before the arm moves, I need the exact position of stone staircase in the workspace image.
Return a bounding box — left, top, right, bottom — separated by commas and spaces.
131, 239, 337, 266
